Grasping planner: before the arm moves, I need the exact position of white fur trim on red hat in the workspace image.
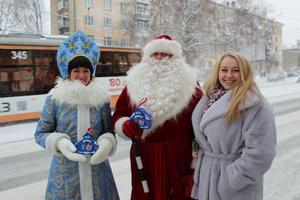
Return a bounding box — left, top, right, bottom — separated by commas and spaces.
143, 38, 182, 59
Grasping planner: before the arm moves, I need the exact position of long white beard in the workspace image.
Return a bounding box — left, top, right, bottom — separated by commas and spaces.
126, 57, 198, 132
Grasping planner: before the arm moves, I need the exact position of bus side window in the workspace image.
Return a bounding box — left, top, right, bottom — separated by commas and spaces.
94, 50, 142, 77
11, 81, 20, 92
13, 67, 34, 92
34, 66, 57, 93
0, 71, 10, 95
0, 71, 9, 81
33, 51, 58, 93
118, 54, 129, 74
128, 53, 141, 66
98, 52, 114, 76
119, 65, 129, 73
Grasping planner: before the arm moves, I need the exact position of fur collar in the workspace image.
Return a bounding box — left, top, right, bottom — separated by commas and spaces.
49, 78, 110, 108
126, 57, 198, 131
199, 90, 262, 128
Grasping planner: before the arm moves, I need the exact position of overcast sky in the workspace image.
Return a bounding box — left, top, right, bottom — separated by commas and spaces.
266, 0, 300, 48
43, 0, 300, 48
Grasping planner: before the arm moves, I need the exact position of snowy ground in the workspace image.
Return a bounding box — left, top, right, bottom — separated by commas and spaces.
264, 110, 300, 200
0, 77, 300, 200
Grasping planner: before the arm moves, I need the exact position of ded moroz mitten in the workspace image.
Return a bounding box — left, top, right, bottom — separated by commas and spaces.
122, 120, 143, 138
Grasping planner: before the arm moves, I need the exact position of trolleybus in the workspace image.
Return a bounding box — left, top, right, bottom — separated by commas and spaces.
0, 34, 142, 123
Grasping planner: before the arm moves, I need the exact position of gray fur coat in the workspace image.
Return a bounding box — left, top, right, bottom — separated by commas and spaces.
191, 90, 276, 200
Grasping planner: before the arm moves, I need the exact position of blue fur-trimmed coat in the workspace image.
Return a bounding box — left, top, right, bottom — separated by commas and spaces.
191, 90, 277, 200
34, 79, 119, 200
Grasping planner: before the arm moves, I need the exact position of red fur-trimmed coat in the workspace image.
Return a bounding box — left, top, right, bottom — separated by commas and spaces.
113, 86, 202, 200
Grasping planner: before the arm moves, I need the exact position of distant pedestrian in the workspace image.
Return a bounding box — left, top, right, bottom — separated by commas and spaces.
34, 30, 119, 200
191, 52, 277, 200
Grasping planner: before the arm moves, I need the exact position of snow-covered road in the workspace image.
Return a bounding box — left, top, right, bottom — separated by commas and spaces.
264, 110, 300, 200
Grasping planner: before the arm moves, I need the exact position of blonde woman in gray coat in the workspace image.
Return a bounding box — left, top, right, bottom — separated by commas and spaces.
191, 52, 276, 200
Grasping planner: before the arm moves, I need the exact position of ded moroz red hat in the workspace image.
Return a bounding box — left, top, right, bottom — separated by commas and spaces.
143, 34, 182, 59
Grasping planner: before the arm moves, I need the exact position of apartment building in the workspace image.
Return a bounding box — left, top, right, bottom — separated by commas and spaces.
282, 41, 300, 70
187, 1, 283, 75
50, 0, 282, 74
51, 0, 150, 47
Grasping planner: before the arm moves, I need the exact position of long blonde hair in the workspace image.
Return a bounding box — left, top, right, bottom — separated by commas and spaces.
203, 52, 263, 121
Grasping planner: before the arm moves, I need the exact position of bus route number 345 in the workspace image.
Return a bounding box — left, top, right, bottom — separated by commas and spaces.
11, 51, 28, 60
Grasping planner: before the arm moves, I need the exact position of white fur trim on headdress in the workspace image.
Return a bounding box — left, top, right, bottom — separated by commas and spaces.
143, 38, 182, 59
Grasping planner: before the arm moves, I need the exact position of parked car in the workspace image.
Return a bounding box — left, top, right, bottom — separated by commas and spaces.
266, 72, 286, 82
286, 70, 299, 77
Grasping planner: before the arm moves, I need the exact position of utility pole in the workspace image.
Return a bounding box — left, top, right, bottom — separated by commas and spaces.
73, 0, 76, 31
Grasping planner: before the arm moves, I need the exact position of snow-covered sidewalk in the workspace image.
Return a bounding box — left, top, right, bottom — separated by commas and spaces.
2, 110, 300, 200
0, 157, 132, 200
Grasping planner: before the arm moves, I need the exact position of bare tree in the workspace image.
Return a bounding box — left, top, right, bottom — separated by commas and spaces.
142, 0, 212, 65
10, 0, 43, 34
169, 0, 212, 63
214, 0, 265, 51
128, 0, 274, 69
0, 0, 14, 34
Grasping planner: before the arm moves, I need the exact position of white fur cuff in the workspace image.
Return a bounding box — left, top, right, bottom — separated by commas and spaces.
97, 133, 117, 156
114, 117, 131, 140
45, 132, 70, 156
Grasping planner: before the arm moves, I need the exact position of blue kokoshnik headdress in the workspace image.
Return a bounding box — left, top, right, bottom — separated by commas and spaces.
56, 30, 100, 79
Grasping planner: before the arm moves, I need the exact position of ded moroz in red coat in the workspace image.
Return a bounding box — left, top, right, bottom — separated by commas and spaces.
112, 55, 203, 200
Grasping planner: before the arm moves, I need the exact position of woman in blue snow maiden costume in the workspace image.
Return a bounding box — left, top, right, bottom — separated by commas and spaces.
34, 30, 119, 200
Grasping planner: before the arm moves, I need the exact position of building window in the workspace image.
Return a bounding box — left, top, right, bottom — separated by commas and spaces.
121, 2, 128, 13
104, 18, 112, 28
85, 16, 93, 26
104, 36, 112, 46
57, 0, 68, 10
85, 0, 93, 8
121, 20, 128, 29
136, 20, 148, 29
58, 16, 69, 29
104, 0, 111, 10
135, 3, 147, 14
121, 38, 129, 46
